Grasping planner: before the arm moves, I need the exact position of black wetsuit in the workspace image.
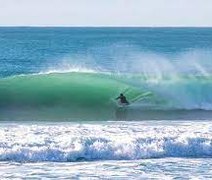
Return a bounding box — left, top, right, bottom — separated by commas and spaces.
116, 95, 129, 104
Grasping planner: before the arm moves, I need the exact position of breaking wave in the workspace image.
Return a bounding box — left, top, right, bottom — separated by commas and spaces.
0, 122, 212, 162
0, 71, 212, 120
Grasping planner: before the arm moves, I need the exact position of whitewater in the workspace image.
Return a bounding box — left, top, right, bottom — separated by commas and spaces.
1, 121, 212, 179
1, 27, 212, 179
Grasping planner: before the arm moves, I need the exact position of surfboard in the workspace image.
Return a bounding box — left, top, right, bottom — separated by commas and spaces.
111, 99, 130, 108
112, 91, 152, 108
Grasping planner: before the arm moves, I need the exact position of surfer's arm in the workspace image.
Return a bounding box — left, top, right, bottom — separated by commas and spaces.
115, 96, 120, 100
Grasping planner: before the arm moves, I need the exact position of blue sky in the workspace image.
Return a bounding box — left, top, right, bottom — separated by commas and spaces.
0, 0, 211, 26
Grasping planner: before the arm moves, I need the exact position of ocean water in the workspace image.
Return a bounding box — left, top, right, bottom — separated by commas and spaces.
1, 27, 212, 179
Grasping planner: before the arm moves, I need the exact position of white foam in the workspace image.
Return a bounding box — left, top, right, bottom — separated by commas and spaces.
0, 121, 212, 162
39, 65, 98, 75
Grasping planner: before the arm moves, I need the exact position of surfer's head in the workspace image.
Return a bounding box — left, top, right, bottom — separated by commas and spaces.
120, 93, 123, 96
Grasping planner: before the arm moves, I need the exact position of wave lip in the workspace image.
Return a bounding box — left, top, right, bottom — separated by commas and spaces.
0, 123, 212, 162
38, 66, 99, 75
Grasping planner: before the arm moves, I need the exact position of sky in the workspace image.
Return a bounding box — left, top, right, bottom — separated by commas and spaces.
0, 0, 212, 27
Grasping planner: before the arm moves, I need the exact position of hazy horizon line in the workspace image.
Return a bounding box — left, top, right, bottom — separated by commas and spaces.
0, 25, 212, 28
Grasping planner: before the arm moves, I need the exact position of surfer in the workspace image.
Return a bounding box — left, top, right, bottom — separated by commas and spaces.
116, 93, 129, 105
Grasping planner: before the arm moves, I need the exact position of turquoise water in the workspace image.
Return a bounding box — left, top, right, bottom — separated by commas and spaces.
1, 27, 212, 179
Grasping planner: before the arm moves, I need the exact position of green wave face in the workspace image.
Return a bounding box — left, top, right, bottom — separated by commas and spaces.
0, 73, 144, 120
1, 72, 212, 121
